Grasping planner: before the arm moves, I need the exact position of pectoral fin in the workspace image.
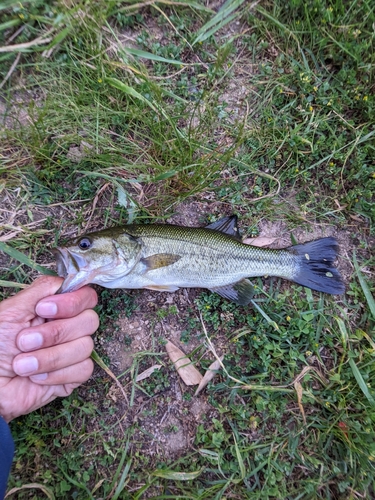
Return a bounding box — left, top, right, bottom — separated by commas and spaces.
209, 278, 255, 305
205, 215, 242, 241
141, 253, 181, 271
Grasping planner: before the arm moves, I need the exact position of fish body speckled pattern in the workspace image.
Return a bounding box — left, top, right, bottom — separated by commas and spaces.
53, 215, 345, 305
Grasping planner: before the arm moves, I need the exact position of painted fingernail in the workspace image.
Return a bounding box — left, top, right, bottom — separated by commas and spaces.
19, 332, 43, 351
14, 356, 39, 376
30, 373, 48, 381
36, 301, 58, 317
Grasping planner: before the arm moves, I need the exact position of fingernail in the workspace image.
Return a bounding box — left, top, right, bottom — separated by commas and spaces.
19, 332, 43, 351
14, 356, 39, 376
36, 301, 58, 317
30, 373, 48, 381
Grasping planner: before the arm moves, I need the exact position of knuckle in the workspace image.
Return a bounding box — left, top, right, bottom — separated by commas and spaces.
79, 286, 98, 309
62, 288, 97, 314
34, 275, 54, 287
65, 293, 82, 314
48, 350, 61, 371
33, 276, 63, 292
47, 322, 65, 346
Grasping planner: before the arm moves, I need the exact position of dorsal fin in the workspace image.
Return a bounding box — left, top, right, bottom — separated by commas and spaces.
205, 215, 241, 240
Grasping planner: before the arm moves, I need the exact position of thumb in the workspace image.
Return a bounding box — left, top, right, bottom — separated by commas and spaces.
0, 276, 63, 321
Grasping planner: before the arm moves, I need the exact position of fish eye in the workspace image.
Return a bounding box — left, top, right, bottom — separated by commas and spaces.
78, 237, 92, 250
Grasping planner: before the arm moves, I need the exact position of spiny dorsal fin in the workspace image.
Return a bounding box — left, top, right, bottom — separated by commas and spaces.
205, 215, 241, 240
209, 278, 254, 305
141, 253, 181, 271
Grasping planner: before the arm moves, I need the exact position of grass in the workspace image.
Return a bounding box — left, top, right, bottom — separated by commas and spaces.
1, 0, 375, 498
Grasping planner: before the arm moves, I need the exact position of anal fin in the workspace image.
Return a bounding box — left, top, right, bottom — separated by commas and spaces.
144, 284, 180, 292
209, 278, 254, 305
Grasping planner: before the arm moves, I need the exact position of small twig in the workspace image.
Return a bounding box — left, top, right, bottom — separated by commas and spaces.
151, 65, 188, 81
116, 0, 214, 14
0, 52, 21, 89
0, 29, 55, 53
7, 25, 26, 44
84, 182, 110, 230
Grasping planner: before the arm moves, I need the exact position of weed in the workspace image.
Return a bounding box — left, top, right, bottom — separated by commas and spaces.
156, 305, 178, 320
95, 289, 137, 327
140, 368, 171, 396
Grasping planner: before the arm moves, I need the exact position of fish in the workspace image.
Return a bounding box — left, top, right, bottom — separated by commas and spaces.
52, 215, 345, 305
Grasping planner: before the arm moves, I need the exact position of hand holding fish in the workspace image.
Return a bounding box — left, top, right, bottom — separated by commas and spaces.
0, 277, 99, 422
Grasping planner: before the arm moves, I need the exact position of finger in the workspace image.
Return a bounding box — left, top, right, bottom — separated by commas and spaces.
35, 286, 98, 319
13, 336, 94, 377
29, 358, 94, 386
17, 309, 99, 352
0, 276, 64, 321
0, 370, 94, 422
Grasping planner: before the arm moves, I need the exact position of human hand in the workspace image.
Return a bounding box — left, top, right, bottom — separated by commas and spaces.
0, 276, 99, 423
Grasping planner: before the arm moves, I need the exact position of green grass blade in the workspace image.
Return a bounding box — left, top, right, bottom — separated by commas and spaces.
256, 5, 300, 47
250, 300, 280, 331
108, 445, 129, 494
0, 0, 39, 10
0, 19, 21, 31
348, 357, 375, 406
335, 316, 349, 351
105, 77, 159, 113
160, 87, 190, 104
323, 29, 358, 61
233, 434, 246, 480
193, 0, 247, 45
115, 0, 213, 14
0, 279, 27, 289
290, 233, 298, 245
152, 170, 178, 181
0, 242, 57, 276
193, 12, 238, 45
122, 47, 186, 66
90, 350, 128, 404
152, 468, 203, 480
112, 459, 132, 500
46, 26, 72, 48
353, 252, 375, 319
241, 384, 293, 393
105, 77, 184, 138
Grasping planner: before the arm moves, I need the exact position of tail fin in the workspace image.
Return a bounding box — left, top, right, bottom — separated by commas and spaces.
289, 237, 345, 295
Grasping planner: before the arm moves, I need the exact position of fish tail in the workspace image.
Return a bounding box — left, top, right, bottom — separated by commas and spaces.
289, 237, 345, 295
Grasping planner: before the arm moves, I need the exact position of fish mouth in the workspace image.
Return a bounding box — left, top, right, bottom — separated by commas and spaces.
52, 248, 68, 278
52, 247, 91, 294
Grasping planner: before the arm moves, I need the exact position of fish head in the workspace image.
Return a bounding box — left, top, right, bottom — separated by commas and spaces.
53, 230, 142, 293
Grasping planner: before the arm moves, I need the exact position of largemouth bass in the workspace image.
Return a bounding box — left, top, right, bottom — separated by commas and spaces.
53, 215, 345, 304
